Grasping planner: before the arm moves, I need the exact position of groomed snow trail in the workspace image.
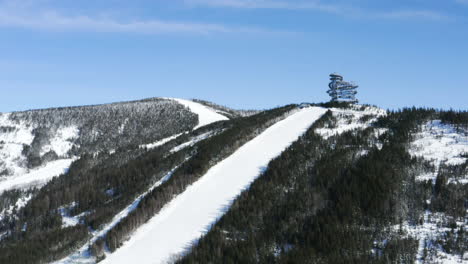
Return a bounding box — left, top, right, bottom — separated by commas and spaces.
102, 107, 327, 264
168, 98, 229, 129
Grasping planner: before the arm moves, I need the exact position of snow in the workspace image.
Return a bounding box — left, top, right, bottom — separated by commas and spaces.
398, 211, 467, 263
316, 106, 386, 139
0, 193, 32, 222
0, 112, 77, 181
410, 120, 467, 183
170, 131, 217, 153
59, 202, 89, 228
405, 120, 467, 263
140, 133, 185, 150
0, 113, 35, 176
55, 162, 186, 264
167, 98, 229, 129
101, 106, 327, 264
41, 126, 79, 157
411, 120, 467, 166
0, 159, 74, 193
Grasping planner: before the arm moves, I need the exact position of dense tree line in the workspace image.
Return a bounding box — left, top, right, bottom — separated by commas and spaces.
431, 162, 468, 219
440, 110, 468, 129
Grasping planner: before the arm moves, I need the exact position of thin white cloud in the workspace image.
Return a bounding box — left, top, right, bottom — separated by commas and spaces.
455, 0, 468, 4
186, 0, 452, 21
186, 0, 344, 13
379, 10, 451, 21
0, 1, 274, 35
0, 12, 229, 34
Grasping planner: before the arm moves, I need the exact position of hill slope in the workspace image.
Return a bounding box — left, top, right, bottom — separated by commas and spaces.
100, 107, 327, 264
0, 99, 466, 264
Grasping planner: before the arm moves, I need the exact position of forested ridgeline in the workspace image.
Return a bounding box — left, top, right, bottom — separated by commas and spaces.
178, 107, 454, 264
439, 109, 468, 129
1, 98, 198, 172
90, 105, 298, 259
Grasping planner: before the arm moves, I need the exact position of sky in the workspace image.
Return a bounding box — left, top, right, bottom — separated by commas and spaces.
0, 0, 467, 112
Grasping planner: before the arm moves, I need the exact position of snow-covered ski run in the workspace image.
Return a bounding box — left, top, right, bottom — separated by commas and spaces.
101, 106, 327, 264
166, 98, 229, 129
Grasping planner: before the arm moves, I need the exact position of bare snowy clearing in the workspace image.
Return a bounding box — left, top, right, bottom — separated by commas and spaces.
410, 120, 467, 183
0, 113, 35, 176
40, 126, 79, 157
316, 106, 386, 139
398, 211, 467, 263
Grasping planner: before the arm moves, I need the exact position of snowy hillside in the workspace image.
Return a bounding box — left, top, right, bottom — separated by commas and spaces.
0, 100, 466, 264
0, 98, 229, 193
101, 107, 327, 264
410, 120, 467, 183
316, 105, 387, 139
405, 119, 467, 263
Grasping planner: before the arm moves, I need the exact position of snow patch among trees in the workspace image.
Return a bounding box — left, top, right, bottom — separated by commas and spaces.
0, 193, 32, 222
0, 113, 35, 176
316, 106, 386, 139
40, 126, 79, 157
410, 120, 467, 183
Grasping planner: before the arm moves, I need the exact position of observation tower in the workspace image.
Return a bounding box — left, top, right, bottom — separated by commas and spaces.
327, 73, 358, 103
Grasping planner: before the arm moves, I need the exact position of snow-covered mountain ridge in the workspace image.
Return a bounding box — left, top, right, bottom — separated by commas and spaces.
0, 98, 231, 193
0, 100, 466, 264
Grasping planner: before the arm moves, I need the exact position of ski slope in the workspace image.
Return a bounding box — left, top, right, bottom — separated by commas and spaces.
102, 106, 327, 264
168, 98, 229, 129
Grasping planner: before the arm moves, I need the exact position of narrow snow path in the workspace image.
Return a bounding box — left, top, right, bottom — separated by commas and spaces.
102, 107, 327, 264
0, 159, 74, 193
140, 133, 185, 150
168, 98, 229, 129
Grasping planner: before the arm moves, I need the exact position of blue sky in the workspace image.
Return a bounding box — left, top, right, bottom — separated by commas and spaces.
0, 0, 467, 112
